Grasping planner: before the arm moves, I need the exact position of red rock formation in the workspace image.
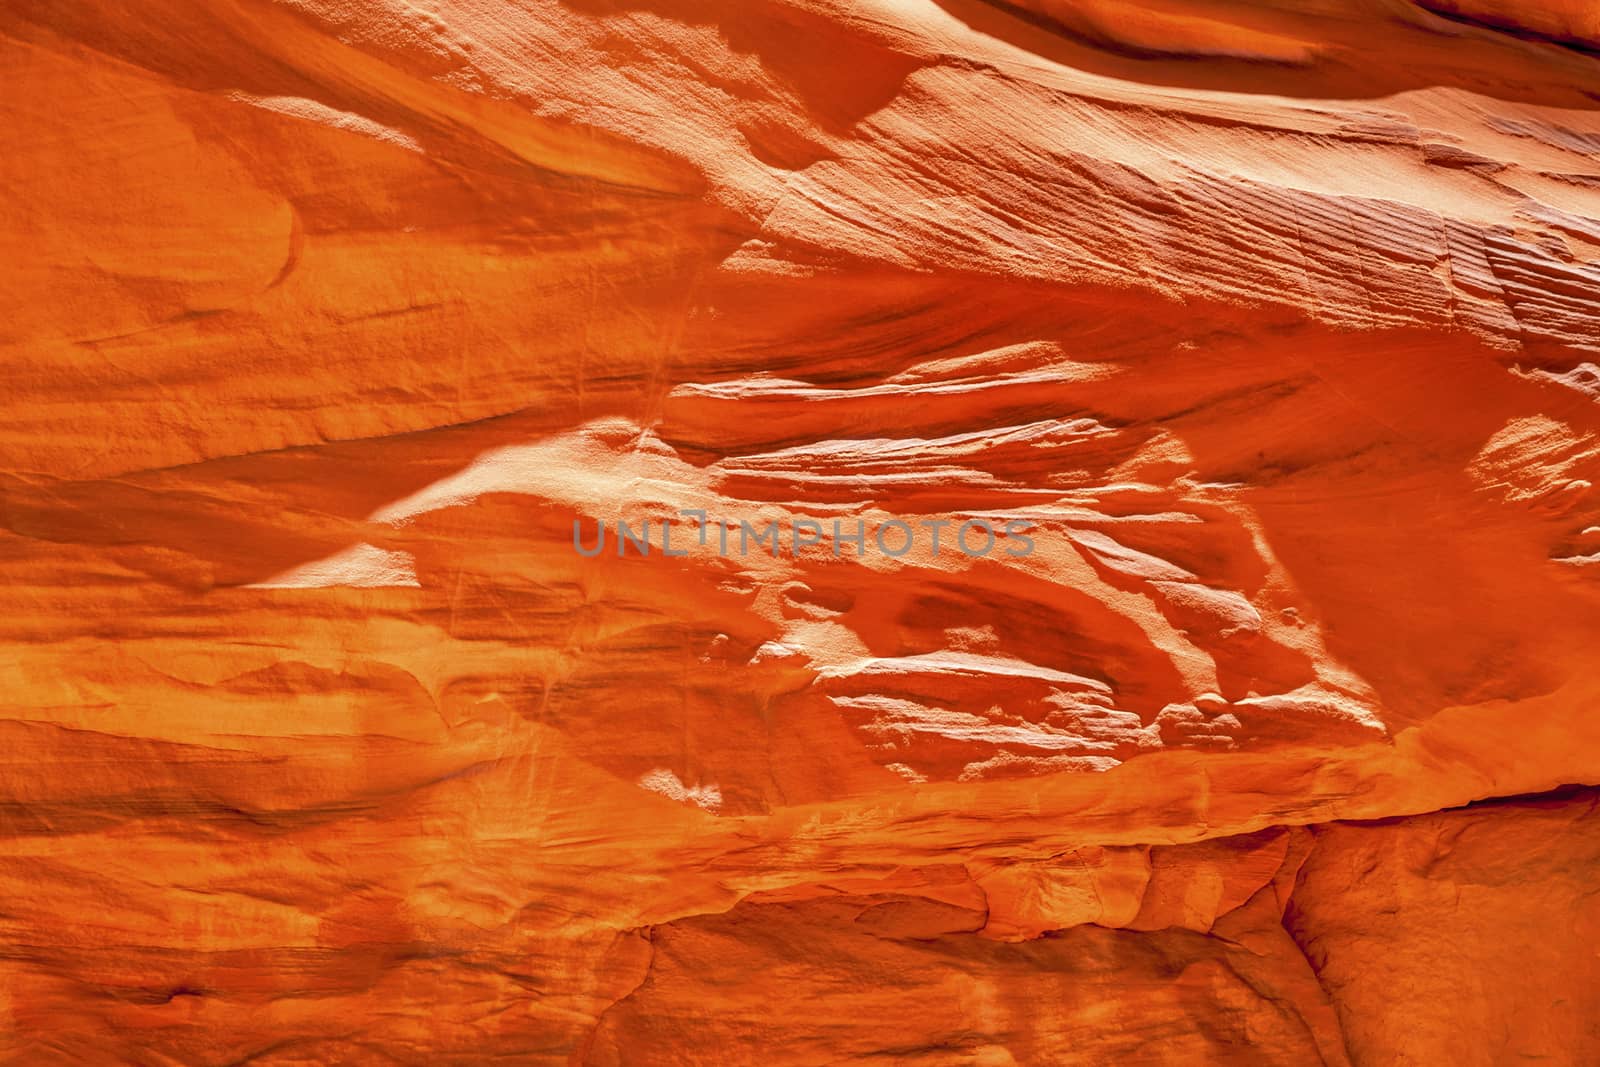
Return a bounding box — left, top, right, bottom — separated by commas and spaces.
2, 0, 1599, 1062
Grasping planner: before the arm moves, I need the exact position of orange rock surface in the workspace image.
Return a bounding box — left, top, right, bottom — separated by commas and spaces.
3, 0, 1600, 1062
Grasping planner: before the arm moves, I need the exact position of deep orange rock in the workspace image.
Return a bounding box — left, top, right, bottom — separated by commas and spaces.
2, 0, 1600, 1062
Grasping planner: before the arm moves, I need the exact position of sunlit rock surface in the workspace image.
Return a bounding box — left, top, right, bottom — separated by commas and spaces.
2, 0, 1599, 1061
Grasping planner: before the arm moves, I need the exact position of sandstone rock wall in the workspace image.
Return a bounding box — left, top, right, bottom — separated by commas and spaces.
2, 0, 1599, 1062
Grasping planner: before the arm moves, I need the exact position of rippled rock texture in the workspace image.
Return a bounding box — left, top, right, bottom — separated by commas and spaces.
3, 0, 1600, 1062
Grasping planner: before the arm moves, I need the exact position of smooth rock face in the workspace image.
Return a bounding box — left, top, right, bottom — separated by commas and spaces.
2, 0, 1599, 1062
